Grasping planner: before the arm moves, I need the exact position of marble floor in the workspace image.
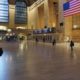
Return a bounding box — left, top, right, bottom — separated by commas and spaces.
0, 41, 80, 80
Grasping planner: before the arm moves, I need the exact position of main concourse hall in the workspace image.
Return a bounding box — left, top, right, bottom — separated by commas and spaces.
0, 0, 80, 80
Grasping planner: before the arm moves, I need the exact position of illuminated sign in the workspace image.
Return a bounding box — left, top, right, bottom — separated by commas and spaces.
15, 1, 27, 24
0, 0, 9, 23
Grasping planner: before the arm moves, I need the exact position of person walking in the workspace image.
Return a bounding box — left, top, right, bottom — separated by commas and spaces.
70, 40, 74, 51
52, 39, 56, 46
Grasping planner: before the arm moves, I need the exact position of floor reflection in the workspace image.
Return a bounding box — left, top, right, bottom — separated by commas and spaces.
70, 50, 76, 57
19, 40, 28, 51
69, 49, 77, 65
0, 42, 80, 80
17, 40, 28, 57
0, 55, 10, 80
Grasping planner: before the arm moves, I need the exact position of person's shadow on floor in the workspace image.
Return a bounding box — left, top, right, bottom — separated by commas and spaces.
70, 49, 77, 62
70, 50, 75, 59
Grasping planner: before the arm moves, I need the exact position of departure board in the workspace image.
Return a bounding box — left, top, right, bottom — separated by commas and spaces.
0, 0, 9, 23
15, 1, 27, 24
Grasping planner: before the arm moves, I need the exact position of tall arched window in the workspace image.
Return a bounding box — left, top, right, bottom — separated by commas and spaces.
0, 0, 9, 23
15, 0, 27, 24
72, 14, 80, 29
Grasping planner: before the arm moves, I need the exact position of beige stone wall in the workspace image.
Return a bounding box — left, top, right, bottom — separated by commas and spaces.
72, 30, 80, 42
62, 0, 80, 42
58, 0, 67, 28
64, 15, 80, 42
27, 0, 45, 29
59, 0, 73, 41
48, 0, 58, 27
9, 5, 15, 28
38, 4, 45, 29
27, 0, 58, 29
44, 0, 49, 27
64, 16, 72, 40
28, 7, 38, 29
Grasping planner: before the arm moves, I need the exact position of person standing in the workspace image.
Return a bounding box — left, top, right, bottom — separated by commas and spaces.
43, 37, 45, 42
35, 37, 38, 43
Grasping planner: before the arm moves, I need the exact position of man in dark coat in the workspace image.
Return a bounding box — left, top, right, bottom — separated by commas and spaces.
70, 40, 74, 51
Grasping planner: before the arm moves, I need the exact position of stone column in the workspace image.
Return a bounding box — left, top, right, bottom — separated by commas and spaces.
9, 5, 15, 29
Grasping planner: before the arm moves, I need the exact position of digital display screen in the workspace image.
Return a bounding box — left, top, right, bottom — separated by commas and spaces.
15, 1, 27, 24
0, 0, 9, 23
33, 27, 56, 34
43, 28, 48, 33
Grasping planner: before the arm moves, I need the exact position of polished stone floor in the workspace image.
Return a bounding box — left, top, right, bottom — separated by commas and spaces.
0, 41, 80, 80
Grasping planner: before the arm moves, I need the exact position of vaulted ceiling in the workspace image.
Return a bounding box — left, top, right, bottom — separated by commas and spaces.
9, 0, 37, 6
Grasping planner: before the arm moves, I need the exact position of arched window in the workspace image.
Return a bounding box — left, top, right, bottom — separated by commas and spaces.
0, 0, 9, 23
15, 0, 27, 24
72, 14, 80, 29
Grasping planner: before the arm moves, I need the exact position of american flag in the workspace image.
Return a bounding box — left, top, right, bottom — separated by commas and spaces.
63, 0, 80, 17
